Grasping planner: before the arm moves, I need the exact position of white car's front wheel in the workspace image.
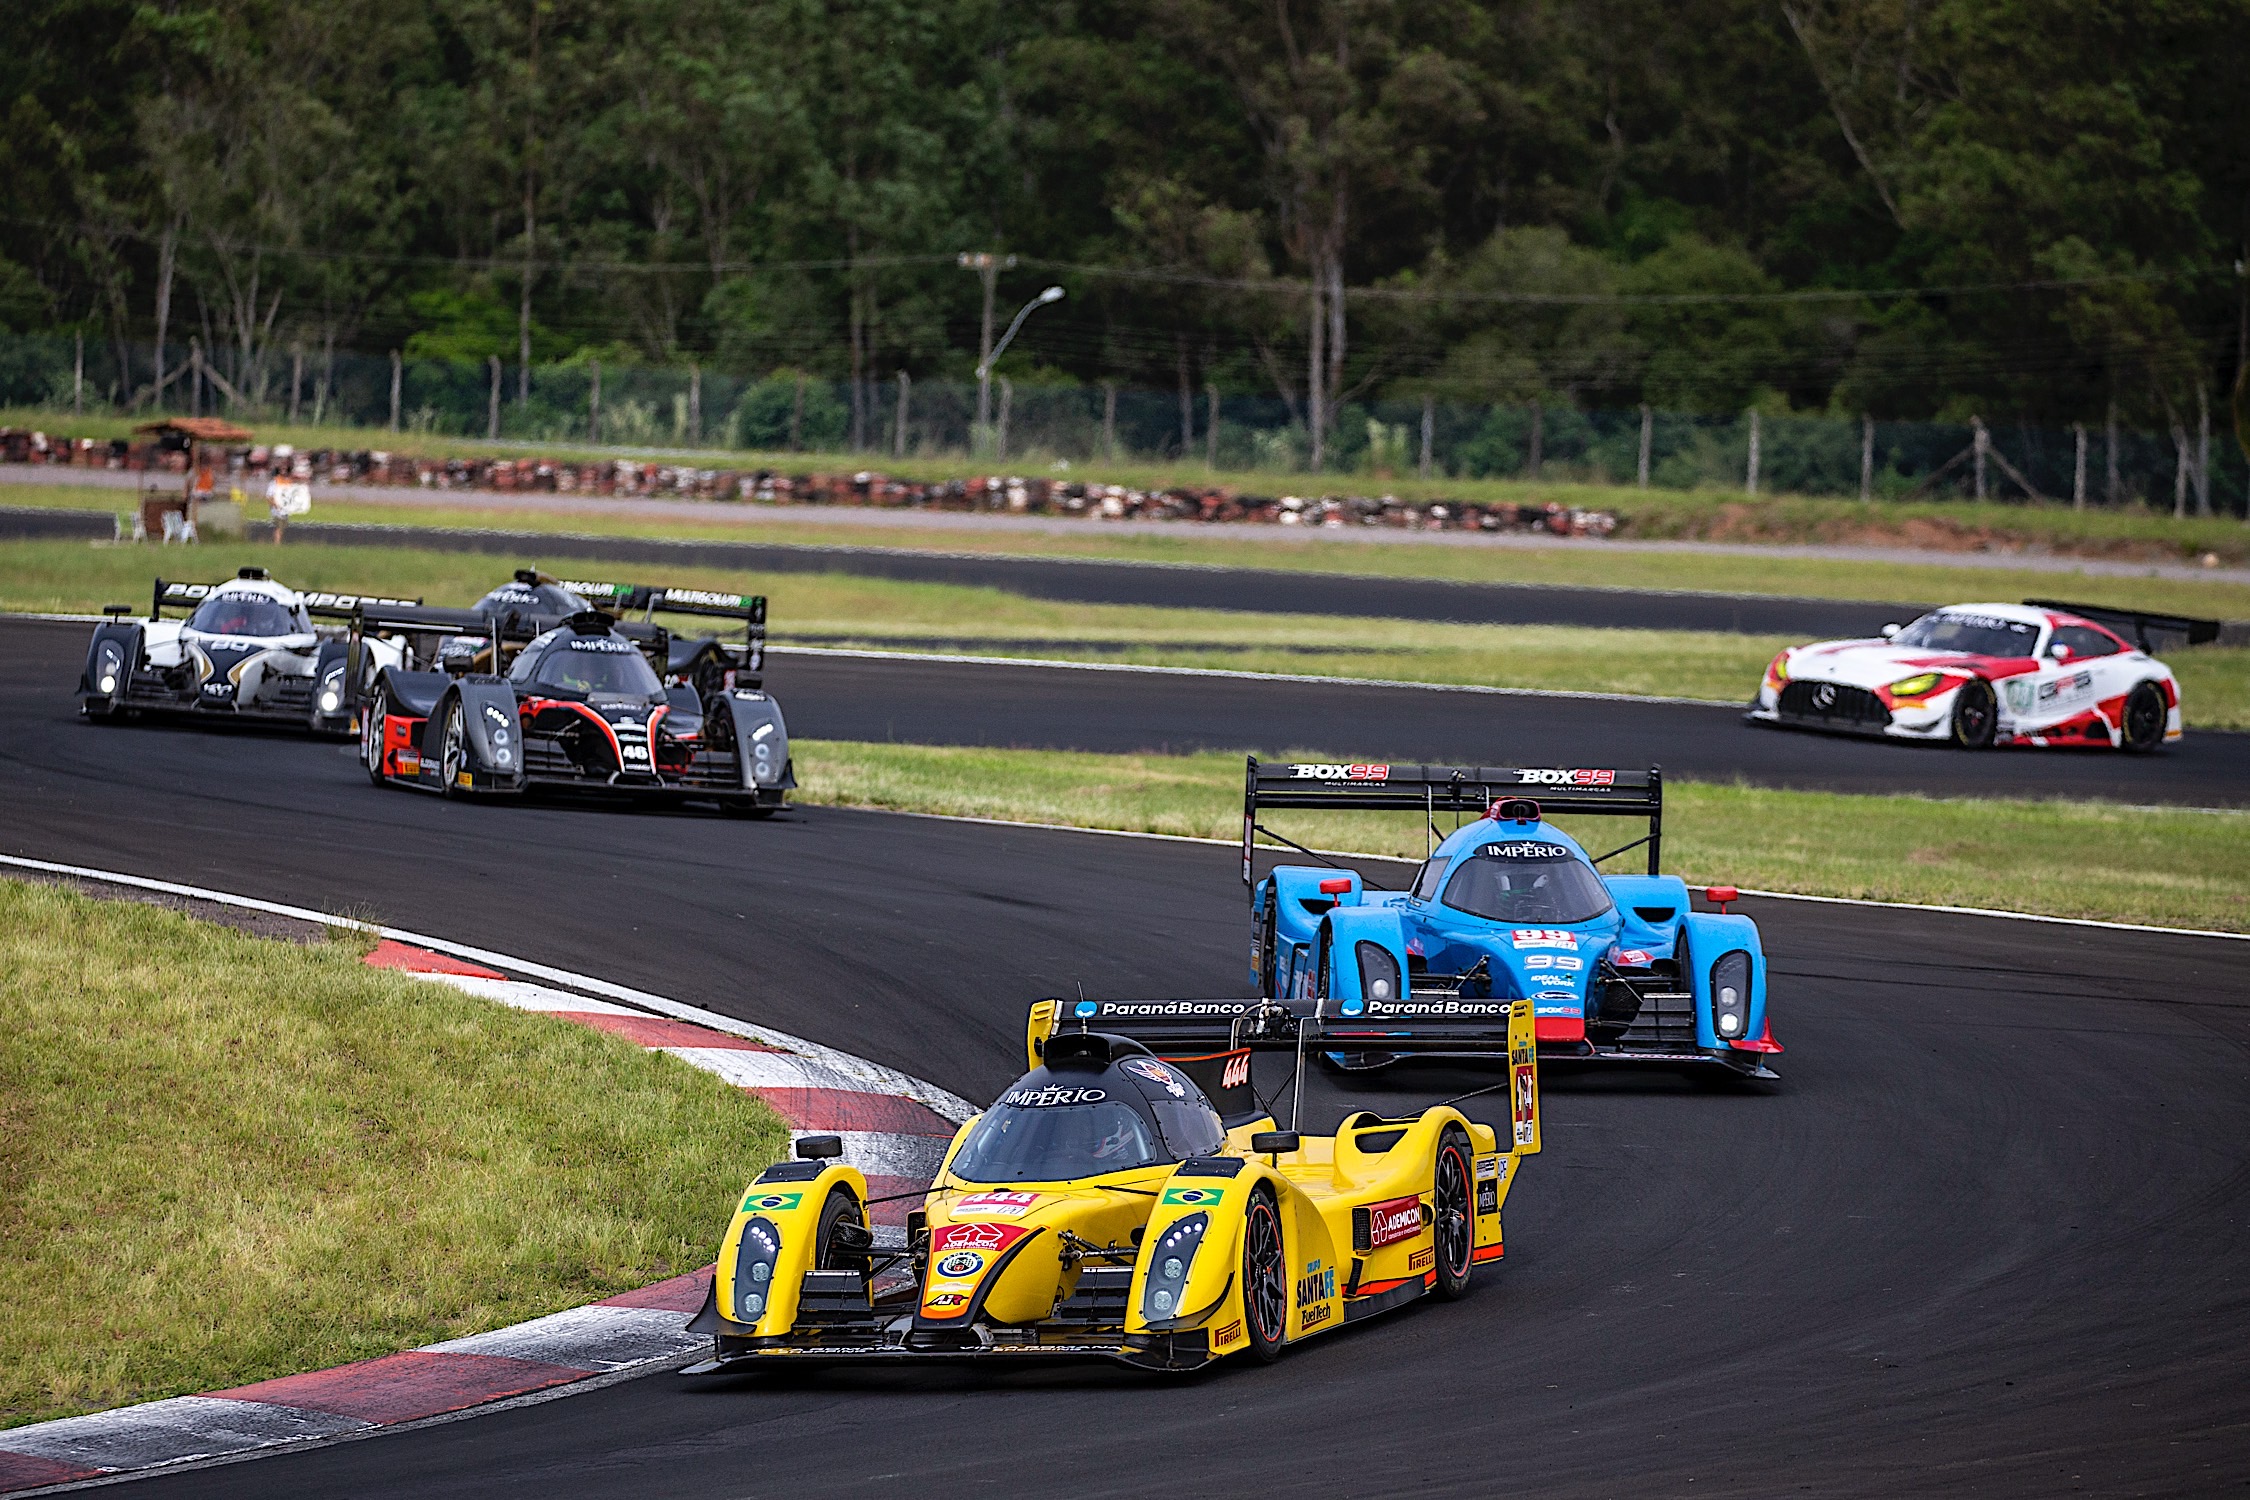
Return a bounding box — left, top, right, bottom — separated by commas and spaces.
1951, 679, 1997, 749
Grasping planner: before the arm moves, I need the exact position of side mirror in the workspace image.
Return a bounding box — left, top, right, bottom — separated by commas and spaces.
1879, 623, 1901, 639
795, 1134, 843, 1160
1250, 1131, 1300, 1158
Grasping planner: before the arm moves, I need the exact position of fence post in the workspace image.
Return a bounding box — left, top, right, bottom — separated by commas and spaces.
1860, 414, 1874, 500
1102, 382, 1118, 462
2197, 384, 2212, 517
2105, 400, 2120, 504
789, 375, 804, 452
1420, 394, 1435, 480
1745, 408, 1760, 495
191, 338, 204, 417
2072, 423, 2087, 509
289, 346, 303, 424
1638, 403, 1653, 487
1527, 401, 1543, 479
1972, 417, 1988, 500
997, 377, 1013, 462
894, 370, 910, 459
487, 356, 501, 440
388, 349, 401, 433
689, 364, 702, 445
1206, 383, 1221, 468
73, 331, 83, 416
588, 359, 601, 442
2172, 423, 2189, 518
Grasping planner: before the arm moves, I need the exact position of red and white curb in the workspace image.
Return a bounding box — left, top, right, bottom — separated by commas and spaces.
0, 855, 974, 1494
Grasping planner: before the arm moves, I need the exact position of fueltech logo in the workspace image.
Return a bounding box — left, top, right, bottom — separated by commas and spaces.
1365, 1195, 1424, 1249
1515, 768, 1615, 786
1292, 763, 1390, 781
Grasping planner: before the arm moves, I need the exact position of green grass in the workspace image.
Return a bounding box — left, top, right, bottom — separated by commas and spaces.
0, 881, 784, 1429
792, 739, 2250, 933
5, 537, 2245, 726
11, 473, 2250, 617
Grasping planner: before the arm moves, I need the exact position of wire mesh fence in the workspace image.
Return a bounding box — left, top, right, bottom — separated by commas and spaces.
3, 333, 2241, 516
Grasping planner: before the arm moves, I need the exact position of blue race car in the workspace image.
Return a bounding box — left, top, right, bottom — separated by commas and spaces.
1242, 759, 1782, 1080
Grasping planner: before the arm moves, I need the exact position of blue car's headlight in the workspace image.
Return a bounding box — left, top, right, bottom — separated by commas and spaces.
1141, 1212, 1209, 1323
1356, 941, 1401, 1004
1710, 950, 1752, 1039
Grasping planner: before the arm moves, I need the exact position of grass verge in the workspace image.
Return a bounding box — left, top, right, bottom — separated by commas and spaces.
6, 538, 2244, 726
792, 739, 2250, 934
8, 475, 2250, 618
0, 880, 784, 1429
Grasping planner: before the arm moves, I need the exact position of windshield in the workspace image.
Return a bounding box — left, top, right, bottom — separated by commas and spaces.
949, 1097, 1167, 1183
1892, 611, 2040, 657
188, 594, 300, 637
528, 638, 662, 698
1443, 852, 1614, 924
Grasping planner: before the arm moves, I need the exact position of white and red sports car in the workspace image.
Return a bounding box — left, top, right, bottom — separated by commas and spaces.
1747, 600, 2211, 752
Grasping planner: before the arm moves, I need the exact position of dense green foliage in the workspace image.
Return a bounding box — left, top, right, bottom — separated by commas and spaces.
3, 0, 2245, 450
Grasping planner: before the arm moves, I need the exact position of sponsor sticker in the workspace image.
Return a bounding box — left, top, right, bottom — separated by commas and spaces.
1511, 929, 1580, 950
1365, 1195, 1424, 1249
1083, 1000, 1250, 1019
1212, 1319, 1244, 1347
923, 1290, 970, 1311
396, 750, 421, 773
1473, 1154, 1502, 1182
1121, 1057, 1187, 1096
1340, 996, 1509, 1019
1001, 1084, 1106, 1108
1220, 1051, 1252, 1089
739, 1190, 803, 1212
1162, 1185, 1224, 1207
566, 637, 636, 654
933, 1222, 1030, 1255
1407, 1247, 1435, 1273
935, 1251, 984, 1279
956, 1191, 1039, 1217
1512, 1063, 1538, 1147
1482, 840, 1564, 859
1295, 1259, 1337, 1327
1514, 768, 1615, 786
1523, 954, 1582, 971
1477, 1180, 1499, 1215
1290, 763, 1390, 782
1614, 948, 1652, 967
658, 587, 753, 609
454, 771, 474, 788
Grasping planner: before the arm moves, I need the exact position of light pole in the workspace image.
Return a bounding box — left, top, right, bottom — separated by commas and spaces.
975, 286, 1065, 455
957, 252, 1016, 435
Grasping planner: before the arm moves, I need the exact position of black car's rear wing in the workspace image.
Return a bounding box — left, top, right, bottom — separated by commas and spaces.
1241, 756, 1664, 882
2022, 599, 2223, 652
149, 574, 418, 621
1027, 995, 1541, 1147
558, 580, 766, 633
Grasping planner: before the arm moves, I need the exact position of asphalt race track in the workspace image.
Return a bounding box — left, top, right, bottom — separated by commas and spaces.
3, 617, 2247, 1496
761, 649, 2250, 807
0, 502, 1918, 636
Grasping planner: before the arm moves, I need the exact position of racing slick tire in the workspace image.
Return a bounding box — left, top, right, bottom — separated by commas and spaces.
2121, 680, 2167, 754
1241, 1186, 1288, 1363
437, 698, 470, 797
361, 689, 390, 786
813, 1185, 872, 1273
1950, 678, 1998, 749
1432, 1126, 1475, 1301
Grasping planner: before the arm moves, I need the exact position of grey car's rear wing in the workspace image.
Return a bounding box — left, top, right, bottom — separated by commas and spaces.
2021, 599, 2222, 652
1241, 756, 1664, 882
149, 575, 418, 621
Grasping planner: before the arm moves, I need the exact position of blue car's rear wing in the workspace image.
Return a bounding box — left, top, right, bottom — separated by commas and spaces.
1242, 756, 1665, 881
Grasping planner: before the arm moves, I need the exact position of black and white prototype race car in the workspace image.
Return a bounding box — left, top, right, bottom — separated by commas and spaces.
351, 577, 793, 814
79, 569, 417, 733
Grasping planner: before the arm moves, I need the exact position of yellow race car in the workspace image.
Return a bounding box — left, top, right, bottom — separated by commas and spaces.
681, 995, 1542, 1373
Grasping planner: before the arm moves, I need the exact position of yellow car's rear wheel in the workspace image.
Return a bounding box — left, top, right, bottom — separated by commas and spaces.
1242, 1188, 1287, 1361
1433, 1126, 1475, 1300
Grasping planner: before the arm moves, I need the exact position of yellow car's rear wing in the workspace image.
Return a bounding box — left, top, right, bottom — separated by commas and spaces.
1026, 995, 1541, 1154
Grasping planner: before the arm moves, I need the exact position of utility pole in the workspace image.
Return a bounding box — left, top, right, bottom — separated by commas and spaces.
958, 252, 1015, 447
1419, 394, 1435, 481
894, 371, 910, 459
1639, 404, 1654, 488
1745, 408, 1760, 495
1859, 414, 1874, 501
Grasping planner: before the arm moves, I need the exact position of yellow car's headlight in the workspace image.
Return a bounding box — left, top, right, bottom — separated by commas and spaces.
1887, 672, 1943, 698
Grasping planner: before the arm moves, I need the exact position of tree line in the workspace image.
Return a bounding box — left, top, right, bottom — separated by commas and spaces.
4, 0, 2246, 466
